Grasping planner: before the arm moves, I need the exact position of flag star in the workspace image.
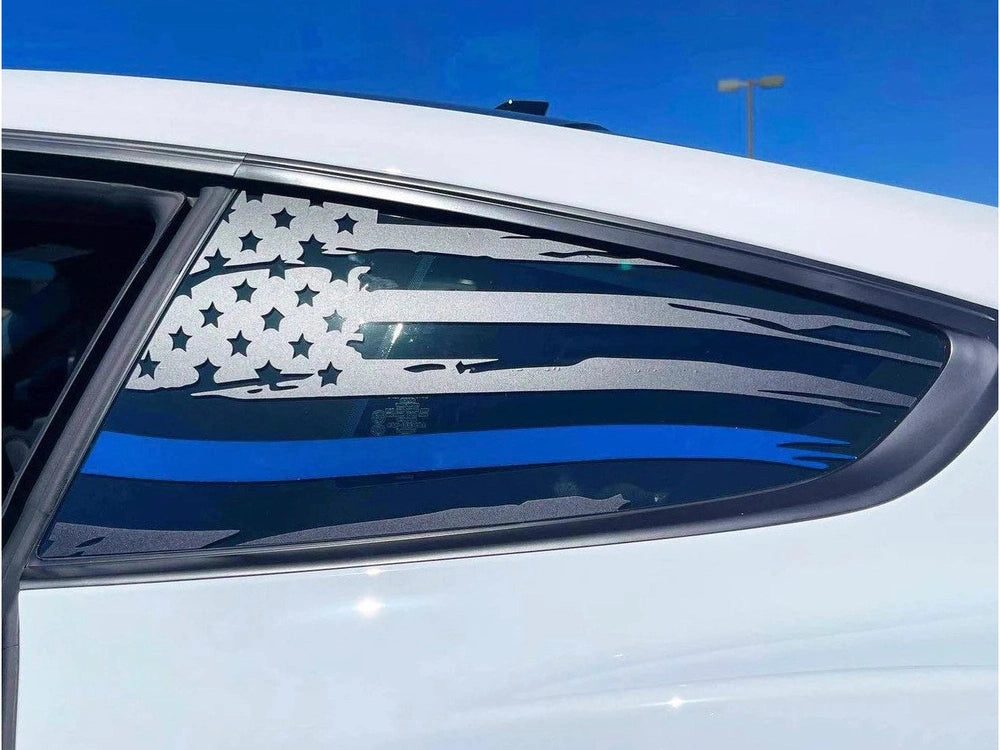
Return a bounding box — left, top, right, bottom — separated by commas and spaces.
335, 213, 358, 234
299, 234, 323, 254
262, 307, 284, 331
256, 361, 284, 388
309, 197, 326, 208
203, 250, 229, 273
318, 363, 342, 386
298, 234, 327, 264
228, 331, 251, 356
224, 203, 239, 222
295, 284, 319, 306
200, 302, 223, 327
169, 327, 192, 351
244, 190, 264, 204
271, 208, 295, 229
233, 279, 256, 302
239, 231, 262, 252
137, 352, 159, 378
290, 334, 313, 358
267, 256, 287, 279
194, 359, 220, 386
324, 310, 346, 332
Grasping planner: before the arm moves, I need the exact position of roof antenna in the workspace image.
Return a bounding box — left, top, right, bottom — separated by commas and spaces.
495, 99, 549, 116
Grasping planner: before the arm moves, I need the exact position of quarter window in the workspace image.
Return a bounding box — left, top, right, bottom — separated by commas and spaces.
40, 190, 946, 557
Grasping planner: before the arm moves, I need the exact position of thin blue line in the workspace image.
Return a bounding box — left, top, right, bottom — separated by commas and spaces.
80, 425, 853, 484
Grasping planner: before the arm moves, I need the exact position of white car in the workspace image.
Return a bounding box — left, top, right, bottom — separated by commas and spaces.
2, 69, 996, 750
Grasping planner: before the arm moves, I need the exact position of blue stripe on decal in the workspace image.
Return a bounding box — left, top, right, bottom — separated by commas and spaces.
80, 426, 853, 483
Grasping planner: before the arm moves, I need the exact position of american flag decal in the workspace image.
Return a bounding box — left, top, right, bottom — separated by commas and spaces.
48, 190, 948, 555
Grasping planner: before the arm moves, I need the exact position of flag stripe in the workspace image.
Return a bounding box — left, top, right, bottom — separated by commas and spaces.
348, 321, 935, 392
81, 425, 853, 483
349, 289, 931, 364
193, 356, 914, 410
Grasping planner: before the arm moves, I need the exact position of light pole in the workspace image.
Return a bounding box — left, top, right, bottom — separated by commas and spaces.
717, 75, 785, 158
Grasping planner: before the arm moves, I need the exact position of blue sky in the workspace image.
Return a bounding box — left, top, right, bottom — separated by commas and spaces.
4, 0, 996, 204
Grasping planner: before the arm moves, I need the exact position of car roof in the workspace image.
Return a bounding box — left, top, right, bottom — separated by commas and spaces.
197, 81, 612, 132
3, 69, 996, 307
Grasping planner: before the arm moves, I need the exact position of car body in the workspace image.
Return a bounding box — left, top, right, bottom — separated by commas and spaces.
2, 69, 997, 749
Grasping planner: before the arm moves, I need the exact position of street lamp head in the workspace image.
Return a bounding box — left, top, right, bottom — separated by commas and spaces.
717, 78, 744, 93
757, 74, 786, 88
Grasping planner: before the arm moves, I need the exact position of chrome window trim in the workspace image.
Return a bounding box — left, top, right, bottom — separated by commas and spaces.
3, 130, 243, 175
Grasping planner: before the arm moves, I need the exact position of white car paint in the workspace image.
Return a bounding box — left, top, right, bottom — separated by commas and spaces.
3, 69, 997, 307
16, 420, 997, 748
4, 72, 997, 749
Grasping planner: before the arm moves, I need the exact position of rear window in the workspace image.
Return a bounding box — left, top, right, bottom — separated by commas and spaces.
40, 190, 946, 557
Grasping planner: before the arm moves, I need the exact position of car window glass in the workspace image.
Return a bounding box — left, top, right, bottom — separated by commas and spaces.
2, 186, 159, 495
40, 190, 946, 557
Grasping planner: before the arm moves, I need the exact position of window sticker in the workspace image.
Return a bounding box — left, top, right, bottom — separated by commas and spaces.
41, 191, 946, 555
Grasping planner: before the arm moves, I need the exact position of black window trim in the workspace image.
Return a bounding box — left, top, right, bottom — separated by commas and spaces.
2, 134, 996, 593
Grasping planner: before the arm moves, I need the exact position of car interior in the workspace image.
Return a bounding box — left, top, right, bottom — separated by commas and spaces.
1, 174, 185, 497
